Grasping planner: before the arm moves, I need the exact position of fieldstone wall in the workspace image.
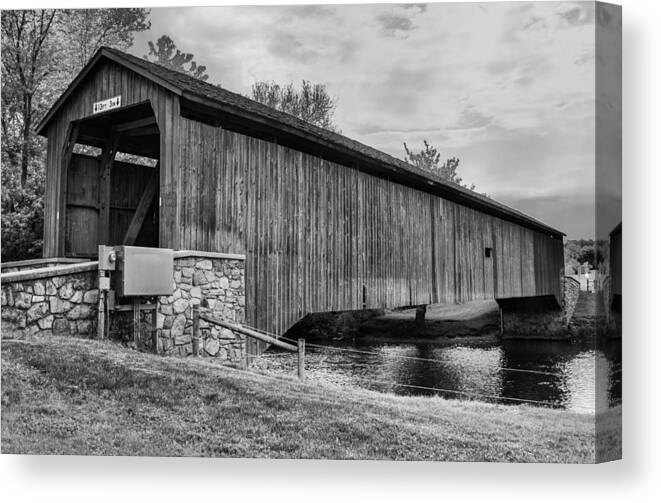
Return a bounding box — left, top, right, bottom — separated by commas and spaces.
501, 310, 570, 340
499, 277, 588, 340
1, 263, 99, 339
561, 276, 581, 325
2, 252, 246, 362
156, 252, 246, 361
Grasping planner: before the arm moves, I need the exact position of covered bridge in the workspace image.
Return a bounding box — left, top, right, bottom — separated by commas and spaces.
37, 47, 565, 343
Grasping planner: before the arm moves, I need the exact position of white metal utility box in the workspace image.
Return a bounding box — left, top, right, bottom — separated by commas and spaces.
98, 245, 174, 297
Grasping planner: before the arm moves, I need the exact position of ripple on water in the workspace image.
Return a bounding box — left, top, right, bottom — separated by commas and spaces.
252, 339, 621, 413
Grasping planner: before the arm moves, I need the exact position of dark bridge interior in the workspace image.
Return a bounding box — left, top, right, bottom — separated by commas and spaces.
63, 101, 160, 256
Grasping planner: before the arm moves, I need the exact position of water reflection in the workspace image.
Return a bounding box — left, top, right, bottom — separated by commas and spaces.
258, 339, 621, 413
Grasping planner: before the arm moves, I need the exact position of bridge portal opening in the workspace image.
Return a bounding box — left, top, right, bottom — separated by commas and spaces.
60, 101, 160, 257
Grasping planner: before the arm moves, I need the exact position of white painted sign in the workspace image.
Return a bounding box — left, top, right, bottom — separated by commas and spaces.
93, 95, 122, 114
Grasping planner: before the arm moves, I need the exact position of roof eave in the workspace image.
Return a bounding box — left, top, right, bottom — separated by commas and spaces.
36, 47, 565, 238
36, 47, 183, 136
182, 91, 565, 238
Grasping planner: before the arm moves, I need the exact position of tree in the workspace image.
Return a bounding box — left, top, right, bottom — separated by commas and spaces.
144, 35, 209, 81
251, 80, 340, 132
54, 9, 150, 81
1, 157, 45, 261
1, 10, 57, 188
563, 239, 607, 275
1, 8, 151, 260
403, 140, 475, 190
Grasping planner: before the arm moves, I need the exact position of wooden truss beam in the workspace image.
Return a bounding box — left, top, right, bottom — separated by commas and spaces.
57, 122, 81, 255
122, 125, 160, 137
122, 167, 159, 246
113, 116, 156, 132
98, 133, 121, 245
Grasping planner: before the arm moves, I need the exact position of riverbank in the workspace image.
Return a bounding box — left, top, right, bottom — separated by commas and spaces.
1, 336, 613, 462
286, 300, 501, 343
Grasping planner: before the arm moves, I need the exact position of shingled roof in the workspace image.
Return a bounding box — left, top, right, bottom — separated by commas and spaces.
37, 46, 564, 238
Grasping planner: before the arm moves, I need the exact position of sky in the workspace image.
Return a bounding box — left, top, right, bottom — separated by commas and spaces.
130, 1, 621, 239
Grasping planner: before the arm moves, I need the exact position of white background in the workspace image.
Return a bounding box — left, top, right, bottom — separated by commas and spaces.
1, 1, 658, 501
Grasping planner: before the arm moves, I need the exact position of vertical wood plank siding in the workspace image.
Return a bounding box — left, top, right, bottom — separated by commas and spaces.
167, 116, 563, 338
43, 61, 564, 343
43, 61, 179, 257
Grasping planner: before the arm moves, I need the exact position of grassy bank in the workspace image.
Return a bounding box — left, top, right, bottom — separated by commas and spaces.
1, 336, 613, 462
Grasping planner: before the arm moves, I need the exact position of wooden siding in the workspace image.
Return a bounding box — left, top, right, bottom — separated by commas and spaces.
43, 60, 180, 257
43, 60, 564, 343
167, 117, 563, 338
63, 153, 158, 256
65, 154, 100, 256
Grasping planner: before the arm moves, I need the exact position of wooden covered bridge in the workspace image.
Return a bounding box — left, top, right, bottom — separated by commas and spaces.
37, 47, 565, 346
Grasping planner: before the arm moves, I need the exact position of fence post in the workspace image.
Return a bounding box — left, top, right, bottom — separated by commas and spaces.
97, 270, 106, 339
132, 298, 140, 347
298, 339, 305, 382
192, 304, 200, 356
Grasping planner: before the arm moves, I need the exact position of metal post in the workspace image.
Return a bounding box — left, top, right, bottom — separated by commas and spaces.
297, 339, 306, 382
132, 298, 140, 347
153, 298, 160, 354
97, 270, 106, 339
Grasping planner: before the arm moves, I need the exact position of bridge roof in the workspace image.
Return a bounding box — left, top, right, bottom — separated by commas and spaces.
38, 46, 564, 238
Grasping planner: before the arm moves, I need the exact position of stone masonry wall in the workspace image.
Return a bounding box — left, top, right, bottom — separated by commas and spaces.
156, 254, 246, 361
501, 277, 580, 340
1, 264, 99, 339
501, 310, 570, 340
1, 253, 246, 363
561, 276, 581, 325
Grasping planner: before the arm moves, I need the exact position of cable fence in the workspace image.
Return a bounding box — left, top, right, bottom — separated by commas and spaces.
228, 320, 617, 413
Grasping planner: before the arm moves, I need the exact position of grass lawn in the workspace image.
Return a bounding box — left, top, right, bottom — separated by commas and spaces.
1, 336, 616, 462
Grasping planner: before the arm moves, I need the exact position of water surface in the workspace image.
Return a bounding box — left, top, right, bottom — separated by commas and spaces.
254, 338, 621, 413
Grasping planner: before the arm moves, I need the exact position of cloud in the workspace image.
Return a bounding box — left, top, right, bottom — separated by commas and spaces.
267, 32, 319, 63
352, 122, 448, 137
452, 107, 494, 130
507, 3, 535, 15
337, 39, 358, 63
129, 2, 602, 237
376, 12, 415, 37
403, 4, 428, 14
369, 65, 438, 115
559, 5, 595, 27
506, 194, 595, 239
487, 59, 518, 76
375, 4, 427, 38
280, 5, 336, 20
596, 3, 615, 28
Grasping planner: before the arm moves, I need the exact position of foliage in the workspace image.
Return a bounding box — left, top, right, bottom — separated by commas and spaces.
251, 80, 340, 132
564, 239, 607, 275
56, 9, 150, 76
1, 10, 58, 188
1, 157, 45, 261
1, 8, 151, 260
403, 140, 476, 191
144, 35, 209, 81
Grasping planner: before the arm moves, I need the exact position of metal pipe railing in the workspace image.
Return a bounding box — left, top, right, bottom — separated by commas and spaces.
192, 305, 305, 381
